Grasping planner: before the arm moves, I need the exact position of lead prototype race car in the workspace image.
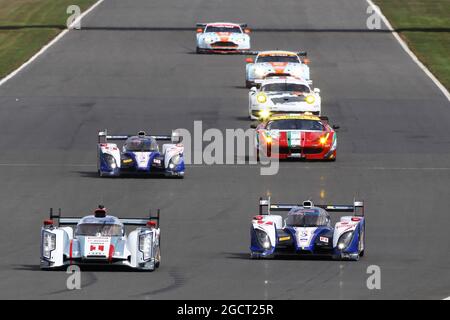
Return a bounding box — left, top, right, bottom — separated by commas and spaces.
196, 22, 251, 54
97, 130, 185, 178
250, 197, 365, 261
40, 206, 161, 271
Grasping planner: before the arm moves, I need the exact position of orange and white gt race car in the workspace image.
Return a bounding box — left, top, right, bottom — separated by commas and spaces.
245, 51, 310, 88
253, 113, 339, 161
196, 22, 251, 54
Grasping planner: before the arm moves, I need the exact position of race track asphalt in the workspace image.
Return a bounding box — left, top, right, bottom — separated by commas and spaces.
0, 0, 449, 299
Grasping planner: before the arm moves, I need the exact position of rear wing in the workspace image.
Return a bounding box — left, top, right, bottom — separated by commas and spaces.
258, 197, 364, 217
196, 23, 248, 29
98, 130, 182, 144
48, 208, 161, 228
245, 51, 308, 58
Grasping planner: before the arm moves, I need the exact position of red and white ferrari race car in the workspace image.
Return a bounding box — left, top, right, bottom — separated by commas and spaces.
253, 113, 339, 161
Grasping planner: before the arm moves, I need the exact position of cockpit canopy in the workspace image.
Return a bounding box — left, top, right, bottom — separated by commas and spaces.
262, 83, 310, 93
286, 207, 331, 227
124, 136, 159, 152
75, 216, 124, 237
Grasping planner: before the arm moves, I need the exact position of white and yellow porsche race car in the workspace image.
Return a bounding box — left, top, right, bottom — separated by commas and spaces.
248, 77, 321, 120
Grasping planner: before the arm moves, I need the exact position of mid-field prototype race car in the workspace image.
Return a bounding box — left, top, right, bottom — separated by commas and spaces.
253, 113, 338, 161
250, 197, 365, 261
245, 51, 310, 88
97, 130, 185, 178
40, 205, 161, 271
248, 77, 321, 120
196, 22, 251, 53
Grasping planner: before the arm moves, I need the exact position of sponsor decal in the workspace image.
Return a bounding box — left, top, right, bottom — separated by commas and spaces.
319, 236, 329, 243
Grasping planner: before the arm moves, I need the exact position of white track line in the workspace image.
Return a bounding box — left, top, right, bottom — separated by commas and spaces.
444, 296, 450, 300
366, 0, 450, 101
0, 0, 105, 87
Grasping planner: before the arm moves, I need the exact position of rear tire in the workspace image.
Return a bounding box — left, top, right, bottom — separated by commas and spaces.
359, 225, 365, 257
155, 248, 161, 268
246, 80, 253, 88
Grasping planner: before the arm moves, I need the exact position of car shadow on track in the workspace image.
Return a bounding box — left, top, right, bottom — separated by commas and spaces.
224, 252, 334, 261
12, 264, 154, 272
76, 171, 183, 180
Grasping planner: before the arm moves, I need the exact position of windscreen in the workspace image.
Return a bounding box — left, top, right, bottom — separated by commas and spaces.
262, 83, 310, 93
257, 55, 300, 63
205, 26, 242, 33
267, 119, 324, 131
286, 210, 330, 227
125, 137, 159, 152
76, 223, 123, 237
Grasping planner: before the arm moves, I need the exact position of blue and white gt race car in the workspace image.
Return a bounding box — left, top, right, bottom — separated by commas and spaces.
250, 197, 365, 261
40, 205, 161, 271
97, 130, 185, 178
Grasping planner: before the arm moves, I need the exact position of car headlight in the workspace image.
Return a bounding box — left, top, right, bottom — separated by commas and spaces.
205, 36, 214, 43
139, 232, 153, 260
337, 231, 353, 250
103, 153, 117, 169
256, 93, 267, 104
255, 229, 271, 249
168, 154, 182, 170
42, 231, 56, 259
305, 95, 316, 104
319, 133, 329, 145
259, 109, 271, 120
171, 154, 181, 165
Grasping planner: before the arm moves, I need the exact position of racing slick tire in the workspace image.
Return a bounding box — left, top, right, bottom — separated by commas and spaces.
359, 225, 365, 257
155, 248, 161, 269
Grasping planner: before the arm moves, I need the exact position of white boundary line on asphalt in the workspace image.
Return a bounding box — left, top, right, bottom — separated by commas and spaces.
366, 0, 450, 101
0, 0, 105, 87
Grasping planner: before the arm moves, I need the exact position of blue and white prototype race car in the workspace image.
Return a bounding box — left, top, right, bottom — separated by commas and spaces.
97, 130, 185, 178
250, 197, 365, 261
40, 205, 161, 271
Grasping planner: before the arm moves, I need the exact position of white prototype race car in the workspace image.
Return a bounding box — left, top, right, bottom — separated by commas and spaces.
245, 51, 310, 88
248, 77, 321, 120
40, 206, 161, 271
196, 22, 251, 53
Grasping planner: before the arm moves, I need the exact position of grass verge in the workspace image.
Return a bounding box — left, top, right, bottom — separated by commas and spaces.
0, 0, 98, 79
374, 0, 450, 91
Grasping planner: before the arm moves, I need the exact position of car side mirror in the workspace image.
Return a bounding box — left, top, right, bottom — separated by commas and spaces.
245, 58, 254, 63
332, 125, 340, 130
171, 131, 183, 143
250, 122, 259, 129
250, 86, 257, 93
314, 88, 321, 94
